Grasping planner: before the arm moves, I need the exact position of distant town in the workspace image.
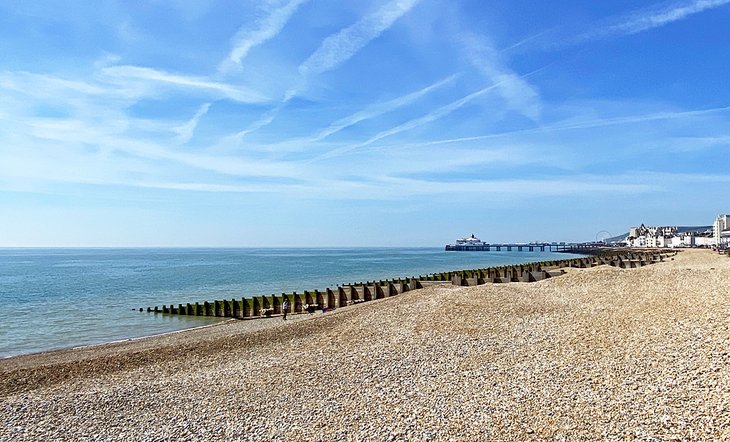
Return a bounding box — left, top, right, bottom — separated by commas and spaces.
620, 214, 729, 250
446, 214, 729, 253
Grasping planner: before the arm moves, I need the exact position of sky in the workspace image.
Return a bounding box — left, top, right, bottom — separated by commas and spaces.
0, 0, 728, 247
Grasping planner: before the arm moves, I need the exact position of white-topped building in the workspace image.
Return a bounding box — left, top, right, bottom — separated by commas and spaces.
625, 222, 715, 248
714, 214, 729, 246
455, 234, 487, 246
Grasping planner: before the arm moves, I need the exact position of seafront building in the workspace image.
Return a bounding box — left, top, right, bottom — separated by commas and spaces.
624, 214, 729, 249
714, 214, 729, 247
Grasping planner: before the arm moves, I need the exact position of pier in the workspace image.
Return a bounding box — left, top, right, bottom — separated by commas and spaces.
444, 242, 604, 252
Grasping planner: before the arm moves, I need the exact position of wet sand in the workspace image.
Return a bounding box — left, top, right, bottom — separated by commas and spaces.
1, 249, 728, 440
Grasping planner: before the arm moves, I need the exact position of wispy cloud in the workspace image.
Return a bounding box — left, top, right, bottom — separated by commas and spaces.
216, 75, 458, 151
313, 66, 548, 161
0, 143, 661, 199
415, 105, 730, 146
0, 104, 303, 181
298, 0, 421, 77
310, 75, 457, 142
106, 138, 303, 179
459, 33, 541, 120
225, 75, 456, 150
99, 65, 269, 103
0, 140, 305, 195
224, 102, 287, 145
637, 171, 730, 183
225, 0, 423, 140
500, 29, 556, 53
663, 135, 730, 151
584, 0, 730, 40
1, 71, 106, 98
275, 174, 659, 201
369, 145, 549, 173
218, 0, 308, 73
510, 1, 730, 52
130, 180, 306, 194
313, 84, 499, 160
363, 176, 656, 198
173, 103, 212, 144
538, 105, 730, 132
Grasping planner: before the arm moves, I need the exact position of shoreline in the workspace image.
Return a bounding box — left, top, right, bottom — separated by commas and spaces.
0, 248, 669, 371
0, 318, 234, 361
0, 317, 231, 361
1, 248, 589, 361
2, 249, 727, 439
0, 292, 380, 376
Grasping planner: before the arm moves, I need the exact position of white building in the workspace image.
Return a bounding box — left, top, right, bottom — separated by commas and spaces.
646, 235, 669, 248
625, 223, 715, 248
696, 236, 716, 248
714, 214, 729, 246
670, 233, 696, 248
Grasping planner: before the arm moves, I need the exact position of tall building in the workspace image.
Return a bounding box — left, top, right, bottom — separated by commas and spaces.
713, 214, 729, 246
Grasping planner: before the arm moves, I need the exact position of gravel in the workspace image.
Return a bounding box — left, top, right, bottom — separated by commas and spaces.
1, 249, 728, 441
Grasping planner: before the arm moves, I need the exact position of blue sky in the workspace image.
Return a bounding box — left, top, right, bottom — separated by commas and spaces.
1, 0, 728, 247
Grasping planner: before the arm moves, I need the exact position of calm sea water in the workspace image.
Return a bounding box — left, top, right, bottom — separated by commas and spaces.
0, 248, 583, 358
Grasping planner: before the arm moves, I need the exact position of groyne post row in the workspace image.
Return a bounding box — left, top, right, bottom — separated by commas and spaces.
450, 250, 673, 286
143, 250, 676, 320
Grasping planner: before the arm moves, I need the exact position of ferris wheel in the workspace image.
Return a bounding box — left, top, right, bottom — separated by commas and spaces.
595, 230, 612, 243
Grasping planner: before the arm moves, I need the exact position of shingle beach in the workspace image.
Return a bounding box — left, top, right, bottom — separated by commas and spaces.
1, 249, 728, 441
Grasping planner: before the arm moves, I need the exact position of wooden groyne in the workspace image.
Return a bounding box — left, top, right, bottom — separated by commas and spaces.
141, 250, 675, 320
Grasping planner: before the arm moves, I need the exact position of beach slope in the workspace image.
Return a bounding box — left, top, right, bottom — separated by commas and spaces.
1, 250, 728, 440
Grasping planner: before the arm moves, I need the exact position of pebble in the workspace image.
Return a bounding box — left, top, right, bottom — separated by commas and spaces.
1, 250, 728, 440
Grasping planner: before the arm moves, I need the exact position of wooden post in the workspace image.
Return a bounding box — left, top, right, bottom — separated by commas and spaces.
224, 300, 233, 317
214, 300, 223, 317
326, 288, 338, 308
293, 292, 304, 313
338, 287, 348, 307
242, 298, 253, 318
269, 295, 278, 316
363, 285, 373, 301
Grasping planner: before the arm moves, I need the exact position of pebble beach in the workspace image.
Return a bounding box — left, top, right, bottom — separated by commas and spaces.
1, 249, 728, 441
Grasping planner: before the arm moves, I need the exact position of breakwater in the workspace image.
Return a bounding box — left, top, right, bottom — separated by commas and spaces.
143, 250, 674, 320
2, 247, 587, 358
144, 250, 677, 319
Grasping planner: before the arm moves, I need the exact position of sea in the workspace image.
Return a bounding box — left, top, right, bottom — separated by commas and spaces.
0, 247, 584, 359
